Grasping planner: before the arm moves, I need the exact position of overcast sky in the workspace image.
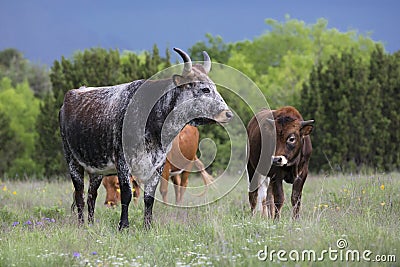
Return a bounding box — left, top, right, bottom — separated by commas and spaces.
1, 0, 399, 66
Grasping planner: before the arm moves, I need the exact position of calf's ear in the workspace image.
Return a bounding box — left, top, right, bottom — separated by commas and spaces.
300, 120, 314, 136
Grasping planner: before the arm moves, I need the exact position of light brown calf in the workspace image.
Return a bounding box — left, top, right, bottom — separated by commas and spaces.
102, 176, 141, 207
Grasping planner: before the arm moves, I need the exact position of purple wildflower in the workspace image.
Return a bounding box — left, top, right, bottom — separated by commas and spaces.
36, 221, 44, 226
73, 252, 81, 258
12, 221, 19, 226
91, 251, 98, 255
24, 220, 32, 225
50, 218, 56, 223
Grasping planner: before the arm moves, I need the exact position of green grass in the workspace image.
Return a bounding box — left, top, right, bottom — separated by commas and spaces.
0, 173, 399, 266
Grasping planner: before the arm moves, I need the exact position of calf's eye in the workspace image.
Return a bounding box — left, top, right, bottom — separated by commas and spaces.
202, 88, 210, 93
287, 135, 296, 144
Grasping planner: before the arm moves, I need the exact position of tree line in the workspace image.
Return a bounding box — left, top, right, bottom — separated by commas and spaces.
0, 17, 399, 179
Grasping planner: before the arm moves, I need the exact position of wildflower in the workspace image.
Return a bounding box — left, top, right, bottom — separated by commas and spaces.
12, 221, 19, 227
2, 185, 7, 191
362, 190, 366, 194
116, 188, 121, 193
12, 191, 17, 195
73, 252, 81, 258
91, 251, 98, 255
323, 204, 328, 208
380, 184, 385, 190
380, 202, 385, 206
24, 220, 32, 225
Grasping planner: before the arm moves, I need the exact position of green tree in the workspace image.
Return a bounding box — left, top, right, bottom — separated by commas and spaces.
0, 48, 52, 98
0, 77, 40, 177
0, 109, 23, 177
189, 34, 232, 64
301, 47, 399, 172
34, 93, 66, 177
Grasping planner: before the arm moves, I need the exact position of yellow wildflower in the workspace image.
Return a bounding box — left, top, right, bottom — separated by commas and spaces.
362, 190, 366, 194
12, 191, 17, 195
2, 185, 7, 191
380, 184, 385, 190
380, 202, 385, 206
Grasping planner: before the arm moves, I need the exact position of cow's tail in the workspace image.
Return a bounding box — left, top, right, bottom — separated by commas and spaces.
189, 156, 215, 197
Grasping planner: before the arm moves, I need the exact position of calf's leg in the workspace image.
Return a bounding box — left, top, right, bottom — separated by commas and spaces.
247, 163, 258, 216
178, 171, 190, 204
291, 172, 307, 219
159, 160, 171, 203
271, 179, 284, 219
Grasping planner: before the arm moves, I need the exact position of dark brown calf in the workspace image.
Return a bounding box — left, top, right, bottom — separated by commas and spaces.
247, 106, 314, 219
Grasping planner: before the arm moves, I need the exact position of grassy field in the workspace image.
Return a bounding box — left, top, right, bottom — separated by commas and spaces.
0, 172, 399, 266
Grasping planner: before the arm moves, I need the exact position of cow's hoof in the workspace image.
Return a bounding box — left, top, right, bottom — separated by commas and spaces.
118, 221, 129, 231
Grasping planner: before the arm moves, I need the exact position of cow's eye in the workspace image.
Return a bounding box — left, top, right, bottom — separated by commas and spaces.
201, 88, 210, 94
287, 135, 296, 144
184, 83, 193, 89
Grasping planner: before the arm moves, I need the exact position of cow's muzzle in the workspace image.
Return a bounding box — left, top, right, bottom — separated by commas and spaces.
272, 156, 288, 167
214, 110, 233, 124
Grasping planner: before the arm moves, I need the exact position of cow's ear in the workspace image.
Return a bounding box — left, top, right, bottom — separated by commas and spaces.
173, 74, 184, 87
300, 120, 314, 136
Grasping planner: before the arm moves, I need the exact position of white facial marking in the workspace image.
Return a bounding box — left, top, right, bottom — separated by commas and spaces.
272, 155, 288, 166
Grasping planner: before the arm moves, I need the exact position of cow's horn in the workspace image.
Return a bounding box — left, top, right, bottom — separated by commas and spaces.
202, 51, 211, 73
173, 47, 192, 75
301, 120, 315, 127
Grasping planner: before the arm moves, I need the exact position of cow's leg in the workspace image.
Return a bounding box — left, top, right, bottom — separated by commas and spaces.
87, 174, 103, 224
69, 160, 85, 225
144, 172, 160, 229
247, 163, 258, 216
159, 160, 171, 203
271, 179, 284, 219
116, 158, 132, 230
291, 171, 308, 219
178, 171, 189, 204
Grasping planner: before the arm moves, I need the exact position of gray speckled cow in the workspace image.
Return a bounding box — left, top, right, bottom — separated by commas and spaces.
59, 48, 232, 230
